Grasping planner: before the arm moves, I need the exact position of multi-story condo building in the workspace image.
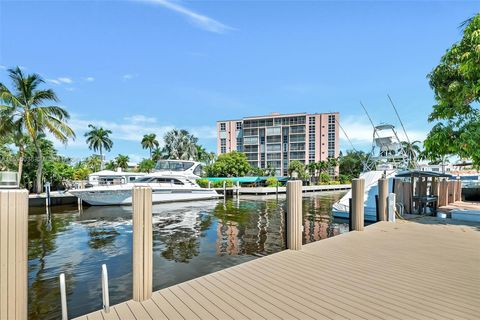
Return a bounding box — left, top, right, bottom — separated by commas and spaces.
216, 112, 340, 176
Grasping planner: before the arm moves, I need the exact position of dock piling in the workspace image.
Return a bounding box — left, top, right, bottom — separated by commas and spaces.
223, 181, 226, 199
102, 264, 110, 313
388, 193, 396, 222
236, 181, 240, 197
132, 187, 153, 302
351, 179, 365, 231
0, 189, 28, 320
378, 178, 388, 221
208, 181, 211, 189
60, 273, 68, 320
286, 180, 302, 250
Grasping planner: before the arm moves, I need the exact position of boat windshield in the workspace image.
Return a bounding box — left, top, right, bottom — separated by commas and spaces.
155, 160, 195, 171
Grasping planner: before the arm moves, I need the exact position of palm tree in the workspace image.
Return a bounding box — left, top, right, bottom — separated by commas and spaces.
84, 125, 113, 170
0, 67, 75, 193
401, 141, 422, 169
163, 129, 198, 160
141, 133, 159, 158
114, 154, 129, 171
151, 148, 164, 162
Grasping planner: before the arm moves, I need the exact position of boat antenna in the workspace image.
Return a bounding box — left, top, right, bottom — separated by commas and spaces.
360, 101, 377, 130
387, 94, 413, 168
387, 94, 411, 144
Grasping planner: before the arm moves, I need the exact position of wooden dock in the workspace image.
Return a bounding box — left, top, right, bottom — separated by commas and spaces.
74, 218, 480, 320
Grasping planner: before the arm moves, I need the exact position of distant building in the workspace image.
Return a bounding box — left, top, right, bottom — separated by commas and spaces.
216, 112, 340, 176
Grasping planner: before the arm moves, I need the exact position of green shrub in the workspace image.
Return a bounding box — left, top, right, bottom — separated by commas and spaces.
266, 177, 278, 187
328, 180, 340, 185
339, 174, 351, 184
211, 180, 234, 188
196, 179, 209, 188
319, 172, 330, 184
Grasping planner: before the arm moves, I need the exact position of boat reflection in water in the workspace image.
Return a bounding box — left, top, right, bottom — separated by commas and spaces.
27, 191, 347, 320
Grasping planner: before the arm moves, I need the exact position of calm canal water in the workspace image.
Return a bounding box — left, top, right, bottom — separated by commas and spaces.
28, 191, 347, 319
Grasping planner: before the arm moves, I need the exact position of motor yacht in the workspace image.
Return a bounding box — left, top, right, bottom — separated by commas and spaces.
70, 160, 219, 206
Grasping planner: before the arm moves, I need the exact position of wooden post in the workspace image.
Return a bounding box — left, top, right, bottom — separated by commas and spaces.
438, 180, 448, 207
236, 181, 240, 197
378, 178, 388, 221
223, 181, 227, 199
448, 180, 456, 204
207, 181, 211, 189
286, 181, 302, 250
455, 179, 462, 201
132, 187, 152, 302
0, 189, 28, 320
351, 179, 365, 231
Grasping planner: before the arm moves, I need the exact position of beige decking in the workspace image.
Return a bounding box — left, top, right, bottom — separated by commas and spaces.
75, 218, 480, 320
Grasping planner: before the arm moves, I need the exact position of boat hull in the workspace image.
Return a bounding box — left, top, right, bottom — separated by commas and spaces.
70, 188, 220, 206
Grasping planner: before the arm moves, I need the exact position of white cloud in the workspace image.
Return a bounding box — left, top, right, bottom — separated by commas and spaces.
65, 87, 76, 91
122, 74, 136, 81
58, 77, 73, 84
47, 77, 73, 85
47, 79, 61, 85
140, 0, 234, 34
339, 115, 428, 151
0, 65, 6, 69
67, 114, 216, 146
84, 77, 95, 82
124, 114, 157, 124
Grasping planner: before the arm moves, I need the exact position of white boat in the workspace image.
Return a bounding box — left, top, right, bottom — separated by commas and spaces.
70, 160, 219, 206
332, 124, 409, 221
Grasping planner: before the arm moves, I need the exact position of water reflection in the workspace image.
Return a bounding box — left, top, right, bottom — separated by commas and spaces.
27, 191, 346, 319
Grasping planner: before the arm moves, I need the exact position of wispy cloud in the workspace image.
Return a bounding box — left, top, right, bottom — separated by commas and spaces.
0, 65, 6, 69
122, 74, 137, 81
47, 77, 73, 85
84, 77, 95, 82
67, 113, 216, 146
139, 0, 234, 34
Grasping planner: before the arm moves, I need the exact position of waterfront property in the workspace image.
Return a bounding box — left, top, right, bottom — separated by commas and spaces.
217, 112, 340, 176
76, 217, 480, 320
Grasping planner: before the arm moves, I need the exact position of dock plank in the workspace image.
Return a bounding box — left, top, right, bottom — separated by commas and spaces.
73, 219, 480, 320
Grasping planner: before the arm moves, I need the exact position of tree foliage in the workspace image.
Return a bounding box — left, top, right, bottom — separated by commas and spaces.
424, 15, 480, 165
141, 133, 159, 158
137, 158, 155, 173
339, 150, 370, 180
204, 151, 252, 177
287, 160, 309, 180
0, 67, 75, 192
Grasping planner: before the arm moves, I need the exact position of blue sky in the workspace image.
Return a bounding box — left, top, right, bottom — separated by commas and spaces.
0, 0, 478, 163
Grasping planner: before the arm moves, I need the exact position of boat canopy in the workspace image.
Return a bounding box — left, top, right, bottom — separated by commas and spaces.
395, 170, 452, 178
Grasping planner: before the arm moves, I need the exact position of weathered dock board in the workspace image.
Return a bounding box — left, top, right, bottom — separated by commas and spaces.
75, 218, 480, 320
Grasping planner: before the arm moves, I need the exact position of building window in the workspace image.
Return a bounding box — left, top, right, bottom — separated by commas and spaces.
220, 123, 226, 131
220, 138, 227, 154
236, 122, 242, 130
236, 137, 243, 152
309, 116, 316, 125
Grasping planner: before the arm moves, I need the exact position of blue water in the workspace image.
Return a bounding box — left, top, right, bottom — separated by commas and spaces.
27, 192, 347, 319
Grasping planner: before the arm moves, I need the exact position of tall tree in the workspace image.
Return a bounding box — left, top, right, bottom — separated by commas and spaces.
401, 140, 422, 169
114, 154, 129, 171
0, 67, 75, 193
424, 15, 480, 165
163, 129, 198, 160
141, 133, 159, 158
84, 124, 113, 170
